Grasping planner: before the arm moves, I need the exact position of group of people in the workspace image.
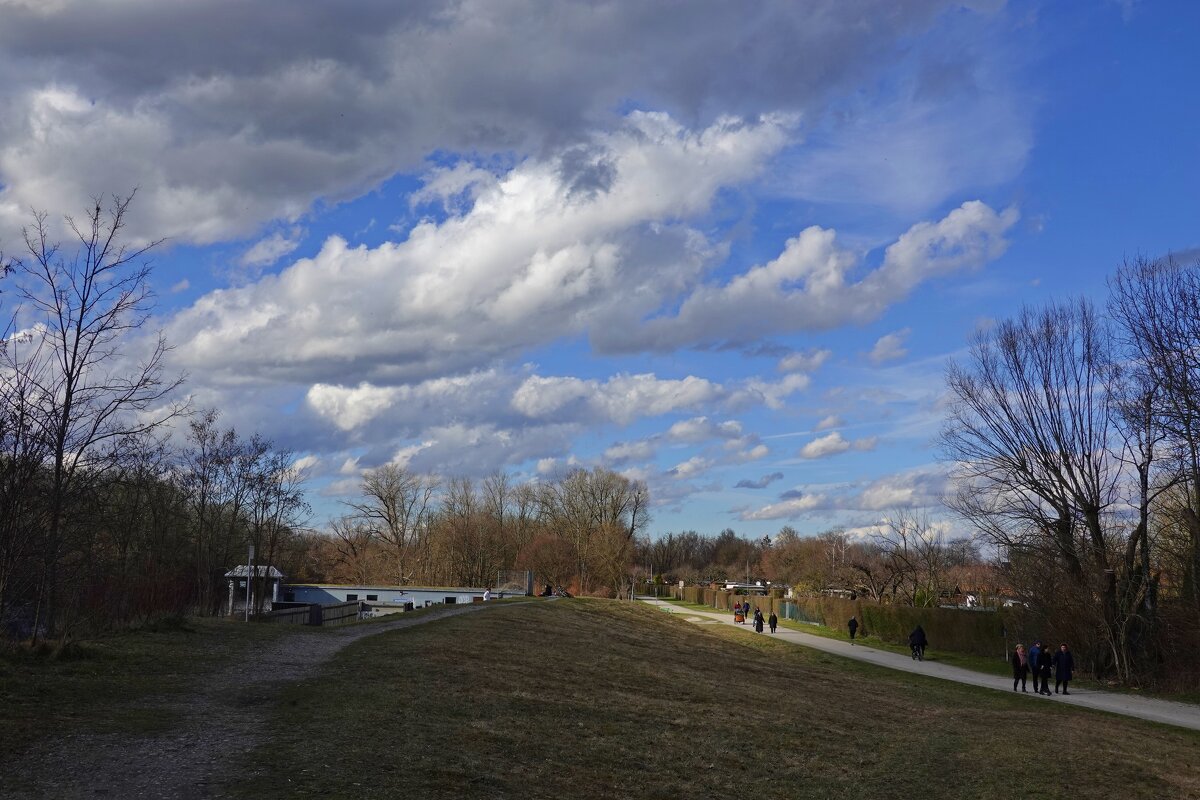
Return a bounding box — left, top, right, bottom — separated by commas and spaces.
1012, 641, 1075, 695
846, 616, 1077, 697
733, 601, 777, 634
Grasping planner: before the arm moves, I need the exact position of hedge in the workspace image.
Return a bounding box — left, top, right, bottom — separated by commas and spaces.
673, 586, 1017, 659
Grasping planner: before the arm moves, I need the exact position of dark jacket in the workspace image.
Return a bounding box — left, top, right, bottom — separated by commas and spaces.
768, 613, 777, 628
1036, 649, 1053, 677
909, 626, 928, 647
1011, 649, 1029, 677
848, 617, 859, 633
1053, 649, 1074, 681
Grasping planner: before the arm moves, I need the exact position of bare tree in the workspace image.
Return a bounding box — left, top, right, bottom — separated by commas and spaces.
346, 464, 436, 585
941, 299, 1132, 675
327, 515, 382, 585
1110, 256, 1200, 610
15, 195, 185, 637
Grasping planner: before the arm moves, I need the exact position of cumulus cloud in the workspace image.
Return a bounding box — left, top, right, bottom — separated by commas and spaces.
798, 431, 878, 459
0, 1, 989, 244
735, 463, 951, 521
597, 201, 1018, 352
666, 416, 744, 443
668, 456, 713, 479
168, 113, 790, 385
240, 227, 305, 269
510, 370, 811, 428
740, 493, 828, 520
777, 348, 832, 373
869, 328, 911, 364
814, 414, 843, 431
735, 472, 784, 489
603, 440, 658, 465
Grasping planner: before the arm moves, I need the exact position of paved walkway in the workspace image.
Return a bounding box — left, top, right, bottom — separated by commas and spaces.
640, 598, 1200, 733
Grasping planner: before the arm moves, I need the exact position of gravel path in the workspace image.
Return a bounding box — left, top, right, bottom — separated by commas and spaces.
644, 598, 1200, 733
2, 603, 508, 799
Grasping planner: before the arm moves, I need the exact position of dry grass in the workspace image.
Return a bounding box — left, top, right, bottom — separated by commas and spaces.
0, 616, 289, 754
232, 600, 1200, 800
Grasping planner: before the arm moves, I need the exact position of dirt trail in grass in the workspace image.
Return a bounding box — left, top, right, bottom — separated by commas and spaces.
2, 603, 511, 799
645, 598, 1200, 732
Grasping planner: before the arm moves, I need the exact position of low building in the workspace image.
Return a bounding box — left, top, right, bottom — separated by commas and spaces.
281, 583, 503, 616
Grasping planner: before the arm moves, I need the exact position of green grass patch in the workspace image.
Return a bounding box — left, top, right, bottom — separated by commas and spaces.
231, 599, 1200, 800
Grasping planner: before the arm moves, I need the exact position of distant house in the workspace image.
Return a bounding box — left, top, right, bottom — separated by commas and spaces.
721, 581, 768, 595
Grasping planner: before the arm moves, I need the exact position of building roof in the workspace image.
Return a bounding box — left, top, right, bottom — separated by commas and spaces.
224, 565, 285, 578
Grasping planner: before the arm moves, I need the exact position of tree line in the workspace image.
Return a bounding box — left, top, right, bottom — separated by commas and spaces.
940, 256, 1200, 685
0, 198, 309, 642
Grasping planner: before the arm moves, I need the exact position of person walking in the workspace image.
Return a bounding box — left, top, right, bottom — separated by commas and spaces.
1012, 643, 1029, 692
753, 607, 764, 633
1053, 643, 1074, 695
1036, 644, 1053, 695
1028, 640, 1042, 679
848, 616, 859, 644
768, 610, 778, 634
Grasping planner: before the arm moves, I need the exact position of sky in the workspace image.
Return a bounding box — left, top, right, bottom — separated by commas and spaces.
1, 0, 1196, 540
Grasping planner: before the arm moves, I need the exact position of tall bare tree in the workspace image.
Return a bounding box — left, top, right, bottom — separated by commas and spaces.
15, 195, 185, 637
941, 299, 1133, 675
1110, 256, 1200, 610
346, 464, 436, 584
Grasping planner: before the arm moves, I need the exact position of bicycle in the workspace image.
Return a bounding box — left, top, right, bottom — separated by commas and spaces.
911, 643, 925, 662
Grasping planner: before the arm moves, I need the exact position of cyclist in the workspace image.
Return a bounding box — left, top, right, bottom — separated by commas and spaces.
909, 624, 928, 661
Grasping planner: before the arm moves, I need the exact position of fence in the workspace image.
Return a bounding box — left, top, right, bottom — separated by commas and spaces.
260, 601, 363, 627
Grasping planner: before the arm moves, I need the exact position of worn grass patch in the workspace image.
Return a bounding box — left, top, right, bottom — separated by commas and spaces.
0, 617, 289, 753
232, 600, 1200, 800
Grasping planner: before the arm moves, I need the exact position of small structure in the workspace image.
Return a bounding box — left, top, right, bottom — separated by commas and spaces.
225, 565, 285, 616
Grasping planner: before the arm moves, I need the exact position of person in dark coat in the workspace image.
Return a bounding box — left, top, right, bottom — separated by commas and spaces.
768, 611, 778, 634
1053, 643, 1074, 695
1011, 643, 1029, 692
1036, 645, 1054, 695
908, 625, 928, 660
848, 616, 859, 643
753, 607, 764, 633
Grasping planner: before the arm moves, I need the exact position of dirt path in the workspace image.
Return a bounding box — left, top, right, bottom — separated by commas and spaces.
3, 603, 511, 799
644, 598, 1200, 733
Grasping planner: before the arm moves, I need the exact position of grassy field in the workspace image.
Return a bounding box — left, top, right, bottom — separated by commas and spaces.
0, 616, 288, 754
232, 600, 1200, 800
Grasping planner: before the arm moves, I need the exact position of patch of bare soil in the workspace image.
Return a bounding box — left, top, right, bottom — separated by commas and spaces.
1, 604, 499, 799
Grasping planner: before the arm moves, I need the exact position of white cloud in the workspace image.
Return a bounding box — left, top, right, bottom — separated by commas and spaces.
799, 432, 851, 459
869, 328, 911, 364
815, 414, 843, 431
740, 493, 828, 520
668, 456, 713, 479
240, 227, 305, 269
512, 372, 725, 426
168, 113, 790, 385
666, 417, 743, 443
599, 201, 1018, 352
603, 440, 658, 464
0, 2, 993, 244
777, 348, 831, 373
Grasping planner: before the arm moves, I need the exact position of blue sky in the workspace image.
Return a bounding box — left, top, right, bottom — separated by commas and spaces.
1, 0, 1196, 539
